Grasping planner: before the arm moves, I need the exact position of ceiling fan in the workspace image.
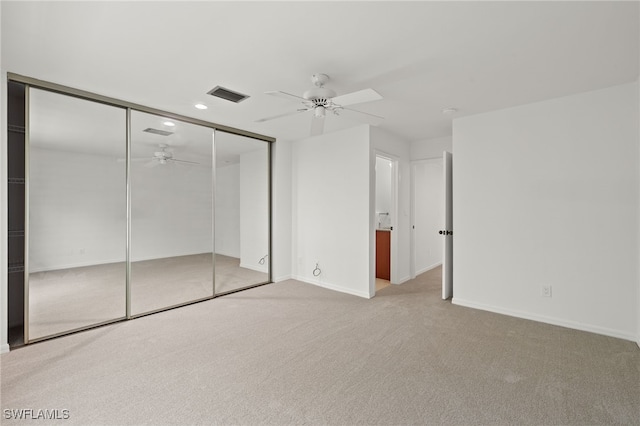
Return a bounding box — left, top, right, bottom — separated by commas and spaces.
256, 73, 384, 136
129, 144, 200, 167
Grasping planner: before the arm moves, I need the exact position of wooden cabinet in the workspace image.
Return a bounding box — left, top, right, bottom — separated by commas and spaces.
376, 230, 390, 280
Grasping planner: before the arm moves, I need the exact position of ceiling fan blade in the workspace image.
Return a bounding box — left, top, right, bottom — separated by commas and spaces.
310, 115, 325, 137
255, 109, 309, 123
332, 88, 382, 107
171, 158, 200, 165
143, 160, 159, 168
342, 106, 385, 121
265, 91, 307, 103
119, 157, 153, 163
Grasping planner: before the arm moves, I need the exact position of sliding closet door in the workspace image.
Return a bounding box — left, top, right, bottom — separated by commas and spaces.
214, 131, 270, 294
129, 111, 214, 315
27, 89, 127, 341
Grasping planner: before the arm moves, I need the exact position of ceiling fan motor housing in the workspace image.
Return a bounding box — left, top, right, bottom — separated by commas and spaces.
154, 149, 173, 159
303, 87, 337, 103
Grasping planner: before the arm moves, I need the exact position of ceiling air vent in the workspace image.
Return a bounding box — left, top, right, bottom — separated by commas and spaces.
207, 86, 250, 103
143, 128, 174, 136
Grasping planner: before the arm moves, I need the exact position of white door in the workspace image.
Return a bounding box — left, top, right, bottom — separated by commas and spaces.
442, 151, 453, 300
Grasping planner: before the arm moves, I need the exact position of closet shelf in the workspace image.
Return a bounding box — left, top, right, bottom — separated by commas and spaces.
8, 263, 24, 274
8, 124, 26, 134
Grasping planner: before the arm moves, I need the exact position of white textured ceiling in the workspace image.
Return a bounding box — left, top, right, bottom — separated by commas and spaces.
2, 1, 639, 143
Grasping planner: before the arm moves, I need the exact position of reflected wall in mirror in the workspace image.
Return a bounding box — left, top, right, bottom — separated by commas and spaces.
214, 131, 269, 294
28, 89, 127, 340
130, 111, 214, 315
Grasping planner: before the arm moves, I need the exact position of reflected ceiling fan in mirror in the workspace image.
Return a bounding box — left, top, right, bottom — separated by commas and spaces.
127, 144, 200, 167
256, 73, 384, 136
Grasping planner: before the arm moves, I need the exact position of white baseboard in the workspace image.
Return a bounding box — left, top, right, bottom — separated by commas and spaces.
1, 343, 10, 354
239, 262, 268, 274
416, 262, 442, 276
31, 251, 217, 273
452, 297, 637, 343
215, 250, 240, 259
395, 275, 412, 285
293, 275, 370, 299
30, 257, 125, 273
273, 275, 292, 283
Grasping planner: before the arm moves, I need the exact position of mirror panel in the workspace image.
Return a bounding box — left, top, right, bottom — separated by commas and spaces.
22, 79, 272, 344
130, 111, 214, 315
214, 131, 269, 294
28, 88, 127, 340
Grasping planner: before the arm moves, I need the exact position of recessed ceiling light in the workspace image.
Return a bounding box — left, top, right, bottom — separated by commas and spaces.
442, 107, 458, 114
195, 103, 208, 110
163, 121, 175, 127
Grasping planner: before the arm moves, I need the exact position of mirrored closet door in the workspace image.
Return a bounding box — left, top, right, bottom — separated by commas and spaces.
129, 111, 214, 315
18, 75, 272, 345
27, 88, 127, 341
214, 131, 270, 294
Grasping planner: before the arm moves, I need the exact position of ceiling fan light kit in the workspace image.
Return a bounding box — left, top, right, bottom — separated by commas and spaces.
257, 73, 384, 136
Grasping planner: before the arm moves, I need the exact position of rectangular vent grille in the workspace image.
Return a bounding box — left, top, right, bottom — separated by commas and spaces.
143, 128, 173, 136
207, 86, 250, 103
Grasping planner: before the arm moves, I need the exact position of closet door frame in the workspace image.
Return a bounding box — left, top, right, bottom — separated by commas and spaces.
8, 73, 274, 346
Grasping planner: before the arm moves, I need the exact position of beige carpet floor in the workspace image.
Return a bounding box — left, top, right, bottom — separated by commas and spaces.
2, 267, 639, 425
28, 254, 268, 340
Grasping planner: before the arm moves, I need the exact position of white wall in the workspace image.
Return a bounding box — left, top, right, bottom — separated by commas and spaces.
240, 148, 269, 273
272, 140, 292, 282
371, 126, 412, 288
29, 148, 127, 271
453, 82, 639, 341
215, 163, 240, 258
292, 125, 371, 298
130, 160, 213, 261
412, 158, 443, 275
411, 135, 452, 160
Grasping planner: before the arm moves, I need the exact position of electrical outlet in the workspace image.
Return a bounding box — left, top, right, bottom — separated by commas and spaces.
541, 285, 552, 297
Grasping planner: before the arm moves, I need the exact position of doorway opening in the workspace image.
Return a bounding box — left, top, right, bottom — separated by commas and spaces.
410, 158, 443, 279
374, 154, 397, 294
409, 151, 453, 300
